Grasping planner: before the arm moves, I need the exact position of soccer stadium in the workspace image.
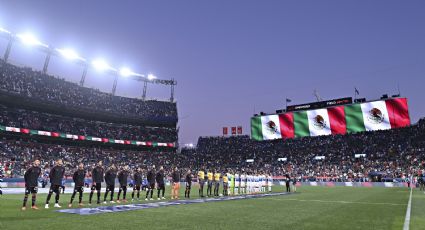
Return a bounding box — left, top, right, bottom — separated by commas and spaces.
0, 1, 424, 230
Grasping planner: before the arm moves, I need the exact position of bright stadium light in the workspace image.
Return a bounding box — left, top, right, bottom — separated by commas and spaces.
56, 48, 85, 61
147, 73, 157, 80
119, 67, 133, 77
16, 33, 48, 47
92, 59, 115, 71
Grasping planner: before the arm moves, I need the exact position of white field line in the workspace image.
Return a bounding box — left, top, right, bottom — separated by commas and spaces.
265, 198, 407, 206
403, 187, 413, 230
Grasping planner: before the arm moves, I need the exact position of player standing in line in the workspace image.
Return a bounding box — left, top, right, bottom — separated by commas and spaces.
198, 168, 205, 198
171, 167, 181, 199
292, 176, 297, 193
45, 159, 65, 209
222, 173, 229, 196
145, 165, 156, 201
248, 173, 253, 194
234, 172, 240, 195
228, 170, 234, 196
69, 163, 86, 207
89, 161, 104, 205
207, 170, 213, 197
185, 170, 193, 198
103, 165, 117, 204
262, 173, 267, 193
22, 159, 42, 211
131, 167, 143, 202
117, 166, 129, 203
213, 171, 221, 196
156, 166, 166, 200
267, 173, 273, 192
240, 172, 246, 194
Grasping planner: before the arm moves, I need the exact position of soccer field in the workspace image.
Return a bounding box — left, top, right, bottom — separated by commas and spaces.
0, 186, 424, 230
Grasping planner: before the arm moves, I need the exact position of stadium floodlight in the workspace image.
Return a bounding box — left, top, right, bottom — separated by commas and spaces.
91, 59, 115, 71
119, 67, 133, 77
147, 73, 157, 81
16, 33, 48, 47
56, 48, 85, 61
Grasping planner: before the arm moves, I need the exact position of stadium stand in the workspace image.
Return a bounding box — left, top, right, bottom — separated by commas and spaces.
1, 119, 424, 182
0, 104, 177, 143
0, 60, 177, 125
194, 118, 425, 182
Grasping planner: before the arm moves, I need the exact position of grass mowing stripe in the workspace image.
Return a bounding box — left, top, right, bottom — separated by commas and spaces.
403, 187, 412, 230
265, 198, 407, 206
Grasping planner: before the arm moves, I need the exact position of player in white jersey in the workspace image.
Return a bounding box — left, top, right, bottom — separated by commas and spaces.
254, 174, 260, 193
267, 174, 273, 192
258, 175, 262, 193
240, 173, 246, 194
246, 175, 252, 194
260, 174, 266, 192
234, 173, 240, 195
247, 174, 252, 194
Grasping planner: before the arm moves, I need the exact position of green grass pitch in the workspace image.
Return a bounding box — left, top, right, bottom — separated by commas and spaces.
0, 186, 424, 230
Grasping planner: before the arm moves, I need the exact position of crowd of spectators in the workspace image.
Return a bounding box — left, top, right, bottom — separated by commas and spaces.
194, 119, 425, 182
0, 139, 180, 179
1, 119, 424, 182
0, 60, 177, 121
0, 104, 177, 143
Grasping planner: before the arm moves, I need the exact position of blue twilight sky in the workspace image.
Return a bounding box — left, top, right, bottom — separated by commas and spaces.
0, 1, 424, 145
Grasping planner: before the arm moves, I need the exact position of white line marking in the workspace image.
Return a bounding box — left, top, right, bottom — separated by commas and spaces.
265, 198, 406, 206
403, 187, 413, 230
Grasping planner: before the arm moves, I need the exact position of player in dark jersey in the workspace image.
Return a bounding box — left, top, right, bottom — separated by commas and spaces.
22, 159, 42, 211
156, 166, 166, 200
103, 165, 117, 204
285, 174, 291, 193
145, 165, 156, 201
185, 170, 193, 198
117, 165, 129, 203
45, 159, 65, 209
131, 167, 143, 202
89, 161, 104, 205
69, 163, 86, 207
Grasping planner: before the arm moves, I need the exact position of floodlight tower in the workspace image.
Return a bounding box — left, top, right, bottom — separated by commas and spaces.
42, 48, 52, 74
3, 37, 13, 63
80, 63, 88, 86
92, 59, 118, 95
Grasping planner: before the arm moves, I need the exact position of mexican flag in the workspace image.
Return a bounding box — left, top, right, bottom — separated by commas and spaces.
6, 127, 21, 132
37, 130, 52, 136
251, 98, 410, 141
86, 136, 102, 142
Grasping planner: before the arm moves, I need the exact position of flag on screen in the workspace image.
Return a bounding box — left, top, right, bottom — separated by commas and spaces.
251, 98, 410, 140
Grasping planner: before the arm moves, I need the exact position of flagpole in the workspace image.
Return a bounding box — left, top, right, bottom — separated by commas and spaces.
354, 87, 356, 101
397, 83, 401, 96
285, 98, 287, 110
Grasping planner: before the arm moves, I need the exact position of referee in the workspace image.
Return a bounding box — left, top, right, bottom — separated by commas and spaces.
198, 168, 205, 198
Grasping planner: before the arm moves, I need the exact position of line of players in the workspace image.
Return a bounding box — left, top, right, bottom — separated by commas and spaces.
197, 169, 273, 197
21, 158, 273, 211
